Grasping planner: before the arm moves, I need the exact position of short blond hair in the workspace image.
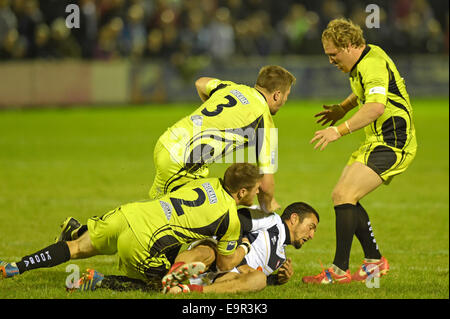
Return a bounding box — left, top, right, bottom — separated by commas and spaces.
256, 65, 296, 93
322, 18, 366, 50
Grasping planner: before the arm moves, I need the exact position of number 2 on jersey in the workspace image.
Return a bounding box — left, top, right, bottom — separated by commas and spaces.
170, 187, 206, 216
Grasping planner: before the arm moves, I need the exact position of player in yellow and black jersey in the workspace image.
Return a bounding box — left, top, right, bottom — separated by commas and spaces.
150, 65, 296, 214
304, 18, 417, 284
0, 163, 262, 290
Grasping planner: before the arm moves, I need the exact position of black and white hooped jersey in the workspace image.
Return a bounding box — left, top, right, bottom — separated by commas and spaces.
187, 206, 290, 285
236, 207, 290, 276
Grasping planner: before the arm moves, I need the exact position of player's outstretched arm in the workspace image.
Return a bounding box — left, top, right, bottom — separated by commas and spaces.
201, 265, 267, 294
342, 101, 385, 134
257, 174, 280, 213
216, 240, 249, 272
311, 102, 385, 151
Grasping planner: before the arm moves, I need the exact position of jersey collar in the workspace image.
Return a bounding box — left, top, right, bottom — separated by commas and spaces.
219, 178, 234, 199
282, 220, 291, 245
349, 44, 371, 74
255, 88, 268, 103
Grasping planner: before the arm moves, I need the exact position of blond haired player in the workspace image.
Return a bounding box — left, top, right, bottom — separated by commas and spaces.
304, 18, 417, 284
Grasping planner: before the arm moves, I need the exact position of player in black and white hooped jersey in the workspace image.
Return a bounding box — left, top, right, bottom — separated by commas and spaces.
164, 202, 319, 294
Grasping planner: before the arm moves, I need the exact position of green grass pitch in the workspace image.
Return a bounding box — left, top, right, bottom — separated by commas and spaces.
0, 98, 448, 299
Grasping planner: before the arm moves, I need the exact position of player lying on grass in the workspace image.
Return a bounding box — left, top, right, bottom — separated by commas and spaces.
149, 65, 296, 214
0, 163, 260, 290
61, 202, 319, 294
162, 202, 320, 294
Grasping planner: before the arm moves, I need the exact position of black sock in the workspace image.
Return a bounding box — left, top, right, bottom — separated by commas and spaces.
332, 204, 358, 271
16, 241, 71, 274
355, 202, 382, 260
101, 275, 160, 292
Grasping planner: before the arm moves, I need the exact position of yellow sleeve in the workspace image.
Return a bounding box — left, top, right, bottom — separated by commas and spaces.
360, 58, 389, 105
216, 209, 241, 256
205, 79, 223, 96
257, 111, 278, 174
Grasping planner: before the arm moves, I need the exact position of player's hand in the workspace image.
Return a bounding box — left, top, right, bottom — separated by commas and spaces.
310, 126, 341, 151
277, 258, 293, 284
314, 104, 346, 126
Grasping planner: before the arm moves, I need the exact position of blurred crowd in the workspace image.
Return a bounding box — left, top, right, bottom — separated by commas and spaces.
0, 0, 448, 61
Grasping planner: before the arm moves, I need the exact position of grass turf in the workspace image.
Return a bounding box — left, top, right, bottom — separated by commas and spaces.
0, 98, 448, 299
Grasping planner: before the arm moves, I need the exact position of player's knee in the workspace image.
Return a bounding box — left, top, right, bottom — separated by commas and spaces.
331, 187, 345, 204
67, 240, 81, 259
332, 187, 358, 205
69, 232, 97, 259
195, 244, 216, 267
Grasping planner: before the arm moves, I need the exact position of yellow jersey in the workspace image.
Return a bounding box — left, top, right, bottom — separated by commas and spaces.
349, 44, 417, 152
158, 79, 278, 174
121, 177, 241, 256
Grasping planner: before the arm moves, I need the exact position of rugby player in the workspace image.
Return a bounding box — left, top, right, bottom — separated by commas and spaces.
0, 163, 261, 290
305, 18, 417, 284
149, 65, 296, 213
164, 202, 319, 294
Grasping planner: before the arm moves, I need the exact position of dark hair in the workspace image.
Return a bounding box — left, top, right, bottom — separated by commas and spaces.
223, 163, 263, 193
281, 202, 319, 223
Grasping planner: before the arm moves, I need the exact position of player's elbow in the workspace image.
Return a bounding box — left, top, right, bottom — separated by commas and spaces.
370, 102, 386, 119
259, 174, 275, 194
243, 271, 267, 292
253, 271, 267, 292
195, 77, 206, 90
195, 77, 213, 91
